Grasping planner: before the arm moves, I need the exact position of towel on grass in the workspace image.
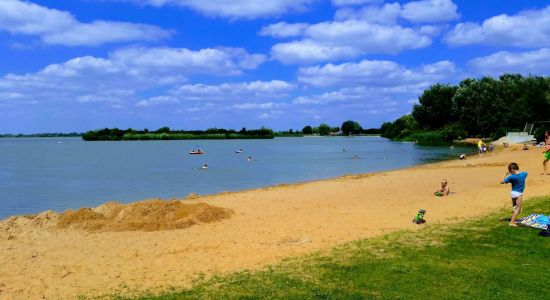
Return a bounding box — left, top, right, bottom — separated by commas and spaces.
518, 214, 550, 230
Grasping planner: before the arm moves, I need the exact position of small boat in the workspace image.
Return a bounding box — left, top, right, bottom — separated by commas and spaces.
189, 149, 205, 155
235, 149, 243, 153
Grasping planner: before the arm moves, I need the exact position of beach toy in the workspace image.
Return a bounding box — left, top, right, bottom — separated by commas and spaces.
434, 191, 443, 197
413, 209, 426, 224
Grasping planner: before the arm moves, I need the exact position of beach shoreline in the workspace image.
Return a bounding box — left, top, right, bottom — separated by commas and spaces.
1, 145, 549, 299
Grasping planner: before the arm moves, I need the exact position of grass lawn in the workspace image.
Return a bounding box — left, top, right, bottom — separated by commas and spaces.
122, 196, 550, 300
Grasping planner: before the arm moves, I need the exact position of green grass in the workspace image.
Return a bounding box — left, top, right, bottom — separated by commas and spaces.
120, 196, 550, 300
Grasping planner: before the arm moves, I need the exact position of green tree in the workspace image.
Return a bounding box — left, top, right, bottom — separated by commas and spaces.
318, 124, 331, 136
341, 120, 362, 135
302, 125, 313, 135
412, 84, 457, 130
156, 126, 171, 134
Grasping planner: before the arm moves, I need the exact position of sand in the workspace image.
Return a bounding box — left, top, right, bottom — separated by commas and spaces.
1, 146, 549, 299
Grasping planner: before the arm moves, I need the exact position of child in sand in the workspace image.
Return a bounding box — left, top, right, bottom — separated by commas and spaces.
501, 162, 528, 226
434, 179, 450, 196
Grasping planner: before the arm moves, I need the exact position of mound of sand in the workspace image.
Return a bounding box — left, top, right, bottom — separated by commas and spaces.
56, 200, 233, 231
0, 200, 233, 234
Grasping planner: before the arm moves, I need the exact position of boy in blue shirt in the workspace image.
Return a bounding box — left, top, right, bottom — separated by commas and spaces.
501, 162, 528, 226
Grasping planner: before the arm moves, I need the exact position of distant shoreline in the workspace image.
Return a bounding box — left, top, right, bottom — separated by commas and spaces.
0, 133, 82, 138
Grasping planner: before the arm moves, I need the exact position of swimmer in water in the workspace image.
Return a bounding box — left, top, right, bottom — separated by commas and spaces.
201, 164, 208, 169
247, 156, 252, 161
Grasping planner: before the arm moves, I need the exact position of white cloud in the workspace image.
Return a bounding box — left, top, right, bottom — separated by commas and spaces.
334, 3, 401, 24
0, 0, 170, 46
270, 20, 432, 64
233, 102, 284, 110
271, 40, 360, 64
401, 0, 459, 23
294, 59, 457, 109
293, 86, 403, 118
445, 6, 550, 47
331, 0, 382, 6
468, 48, 550, 76
172, 80, 294, 100
121, 0, 316, 19
298, 59, 456, 87
0, 47, 266, 107
110, 47, 266, 76
135, 80, 294, 107
259, 22, 309, 38
291, 59, 458, 124
334, 0, 458, 24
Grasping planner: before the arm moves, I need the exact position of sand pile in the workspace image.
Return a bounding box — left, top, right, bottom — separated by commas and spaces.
56, 200, 233, 231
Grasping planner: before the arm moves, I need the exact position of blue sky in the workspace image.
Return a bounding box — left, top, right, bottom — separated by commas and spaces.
1, 0, 550, 133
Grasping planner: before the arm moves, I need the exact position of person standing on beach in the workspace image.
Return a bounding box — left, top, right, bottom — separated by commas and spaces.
543, 131, 550, 175
501, 163, 528, 226
478, 140, 484, 158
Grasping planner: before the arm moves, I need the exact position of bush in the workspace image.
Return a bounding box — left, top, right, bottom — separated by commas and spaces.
402, 131, 445, 144
441, 123, 467, 141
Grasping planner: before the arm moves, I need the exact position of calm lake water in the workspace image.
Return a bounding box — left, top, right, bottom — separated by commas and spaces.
0, 137, 468, 219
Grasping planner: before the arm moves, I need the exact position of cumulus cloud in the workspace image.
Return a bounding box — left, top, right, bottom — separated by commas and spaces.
119, 0, 315, 19
259, 22, 309, 38
270, 20, 432, 64
468, 48, 550, 76
0, 0, 170, 46
137, 80, 294, 106
445, 5, 550, 47
400, 0, 459, 23
334, 0, 458, 24
264, 0, 458, 64
0, 47, 267, 107
298, 59, 456, 87
334, 3, 401, 24
331, 0, 383, 6
293, 59, 458, 117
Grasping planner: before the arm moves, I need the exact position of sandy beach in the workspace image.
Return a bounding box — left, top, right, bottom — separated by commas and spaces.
1, 146, 549, 299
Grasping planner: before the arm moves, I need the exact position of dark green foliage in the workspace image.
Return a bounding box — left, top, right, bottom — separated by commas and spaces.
318, 124, 331, 136
362, 128, 381, 134
302, 126, 313, 135
341, 120, 362, 135
275, 129, 304, 137
412, 84, 457, 130
380, 115, 418, 140
125, 196, 550, 300
82, 127, 274, 141
382, 74, 550, 143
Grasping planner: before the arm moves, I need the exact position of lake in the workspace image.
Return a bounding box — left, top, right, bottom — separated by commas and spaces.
0, 137, 468, 219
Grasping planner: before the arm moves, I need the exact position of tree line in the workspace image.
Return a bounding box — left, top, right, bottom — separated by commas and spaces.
82, 127, 275, 141
381, 74, 550, 143
82, 120, 379, 141
301, 120, 379, 136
